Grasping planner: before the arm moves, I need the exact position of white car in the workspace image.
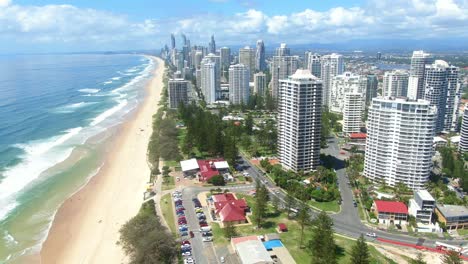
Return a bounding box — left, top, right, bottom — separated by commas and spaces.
366, 232, 377, 238
184, 257, 195, 264
202, 237, 213, 242
182, 251, 191, 256
220, 256, 225, 263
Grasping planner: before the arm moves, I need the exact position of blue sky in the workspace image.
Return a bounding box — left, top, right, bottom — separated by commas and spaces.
0, 0, 467, 53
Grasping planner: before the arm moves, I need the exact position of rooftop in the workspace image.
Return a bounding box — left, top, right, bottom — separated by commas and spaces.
197, 159, 224, 181
436, 204, 468, 218
180, 158, 199, 172
218, 203, 246, 222
349, 133, 367, 140
374, 200, 408, 214
416, 190, 435, 202
290, 69, 319, 80
235, 240, 274, 264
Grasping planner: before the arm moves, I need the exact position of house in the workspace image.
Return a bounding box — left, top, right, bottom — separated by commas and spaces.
212, 193, 249, 225
197, 159, 224, 182
435, 204, 468, 230
180, 158, 199, 177
408, 190, 435, 224
372, 200, 408, 225
233, 239, 274, 264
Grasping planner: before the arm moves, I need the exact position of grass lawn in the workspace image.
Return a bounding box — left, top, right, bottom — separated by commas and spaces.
309, 200, 340, 213
457, 229, 468, 236
162, 176, 175, 191
160, 193, 176, 235
164, 160, 179, 167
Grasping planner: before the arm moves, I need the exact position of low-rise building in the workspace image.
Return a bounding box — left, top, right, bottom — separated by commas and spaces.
408, 190, 435, 224
435, 204, 468, 230
233, 238, 274, 264
211, 193, 249, 225
179, 158, 199, 177
372, 200, 408, 225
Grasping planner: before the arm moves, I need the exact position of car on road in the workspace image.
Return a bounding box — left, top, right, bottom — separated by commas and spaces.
184, 257, 195, 264
202, 237, 213, 242
180, 231, 188, 236
181, 251, 191, 257
220, 256, 225, 263
179, 227, 188, 231
201, 232, 212, 237
181, 244, 191, 249
366, 232, 377, 238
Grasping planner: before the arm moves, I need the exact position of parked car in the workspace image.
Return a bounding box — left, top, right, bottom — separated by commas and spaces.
366, 232, 377, 238
179, 227, 188, 231
184, 257, 195, 264
192, 198, 199, 202
202, 237, 213, 242
181, 251, 191, 257
201, 232, 212, 237
181, 240, 191, 245
189, 231, 194, 238
220, 256, 225, 263
180, 231, 188, 236
181, 244, 191, 250
199, 223, 208, 227
195, 208, 203, 213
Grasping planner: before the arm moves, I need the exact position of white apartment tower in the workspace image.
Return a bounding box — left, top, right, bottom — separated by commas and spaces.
423, 60, 460, 132
168, 79, 190, 109
200, 61, 217, 104
459, 106, 468, 153
278, 69, 322, 172
329, 72, 366, 113
229, 64, 250, 105
306, 53, 321, 78
321, 53, 345, 106
239, 46, 255, 80
194, 51, 203, 69
382, 70, 409, 97
408, 50, 433, 100
364, 97, 437, 190
343, 93, 363, 134
254, 72, 266, 95
271, 55, 299, 98
276, 43, 290, 56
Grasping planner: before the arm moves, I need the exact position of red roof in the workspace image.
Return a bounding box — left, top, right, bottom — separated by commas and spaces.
349, 133, 367, 139
231, 235, 258, 245
374, 200, 408, 214
212, 193, 236, 203
218, 203, 246, 222
278, 223, 287, 231
214, 199, 248, 214
197, 159, 223, 181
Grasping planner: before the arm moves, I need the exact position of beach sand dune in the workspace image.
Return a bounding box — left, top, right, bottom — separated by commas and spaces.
40, 56, 164, 264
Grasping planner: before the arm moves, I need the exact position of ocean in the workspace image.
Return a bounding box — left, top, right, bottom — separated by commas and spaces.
0, 53, 154, 263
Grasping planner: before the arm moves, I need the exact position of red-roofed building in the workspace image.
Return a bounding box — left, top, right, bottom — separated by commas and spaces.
349, 133, 366, 140
210, 193, 249, 225
372, 200, 408, 225
197, 159, 224, 181
212, 193, 236, 203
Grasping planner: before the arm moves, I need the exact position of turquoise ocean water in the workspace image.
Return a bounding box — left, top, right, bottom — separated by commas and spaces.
0, 54, 154, 263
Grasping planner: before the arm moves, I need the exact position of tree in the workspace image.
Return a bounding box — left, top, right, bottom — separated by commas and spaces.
308, 211, 337, 264
208, 175, 226, 186
271, 195, 280, 213
253, 182, 269, 227
223, 222, 237, 240
244, 114, 254, 135
297, 204, 310, 248
442, 251, 462, 264
350, 235, 370, 264
285, 193, 297, 219
410, 253, 427, 264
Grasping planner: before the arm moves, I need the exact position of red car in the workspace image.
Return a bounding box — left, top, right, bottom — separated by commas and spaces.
189, 231, 194, 238
181, 240, 191, 245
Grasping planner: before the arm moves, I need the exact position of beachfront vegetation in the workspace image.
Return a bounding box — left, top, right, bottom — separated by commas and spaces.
118, 200, 176, 264
207, 175, 225, 186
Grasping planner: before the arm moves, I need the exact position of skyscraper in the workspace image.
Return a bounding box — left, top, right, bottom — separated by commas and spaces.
278, 69, 322, 173
239, 46, 255, 80
255, 40, 266, 71
459, 106, 468, 153
253, 72, 266, 95
306, 53, 321, 78
329, 72, 366, 113
276, 43, 290, 56
343, 93, 363, 134
364, 97, 437, 190
271, 55, 299, 98
229, 64, 250, 105
407, 50, 433, 100
321, 53, 344, 106
201, 60, 218, 104
168, 79, 190, 109
209, 35, 216, 54
220, 47, 231, 68
365, 74, 378, 106
423, 60, 460, 132
194, 51, 203, 69
382, 70, 409, 97
170, 34, 176, 49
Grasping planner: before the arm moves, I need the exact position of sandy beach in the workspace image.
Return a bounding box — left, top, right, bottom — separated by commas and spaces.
39, 56, 164, 264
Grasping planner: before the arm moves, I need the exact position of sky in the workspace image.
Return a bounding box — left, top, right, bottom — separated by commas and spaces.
0, 0, 467, 53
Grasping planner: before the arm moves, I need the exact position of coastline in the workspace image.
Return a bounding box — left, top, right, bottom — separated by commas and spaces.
38, 56, 164, 264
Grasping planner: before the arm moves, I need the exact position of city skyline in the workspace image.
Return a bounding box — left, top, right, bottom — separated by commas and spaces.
1, 0, 468, 53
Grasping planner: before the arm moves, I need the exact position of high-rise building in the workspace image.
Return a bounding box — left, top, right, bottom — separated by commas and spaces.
194, 51, 203, 69
229, 64, 250, 105
253, 72, 266, 95
201, 60, 218, 104
321, 53, 344, 106
239, 46, 255, 80
376, 52, 382, 60
170, 34, 176, 49
364, 97, 437, 190
255, 40, 266, 71
459, 106, 468, 153
306, 53, 321, 78
196, 69, 201, 89
220, 47, 231, 68
168, 79, 190, 109
382, 70, 409, 97
365, 74, 378, 106
343, 93, 363, 134
276, 43, 290, 56
423, 60, 460, 132
209, 35, 216, 54
329, 72, 366, 113
271, 55, 299, 98
278, 69, 322, 173
407, 50, 433, 100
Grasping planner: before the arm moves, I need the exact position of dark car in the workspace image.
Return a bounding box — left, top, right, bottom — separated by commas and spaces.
189, 231, 194, 238
192, 198, 199, 202
201, 232, 212, 237
180, 231, 188, 236
199, 223, 208, 227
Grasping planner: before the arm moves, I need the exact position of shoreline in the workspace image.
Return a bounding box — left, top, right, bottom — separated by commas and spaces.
38, 56, 164, 264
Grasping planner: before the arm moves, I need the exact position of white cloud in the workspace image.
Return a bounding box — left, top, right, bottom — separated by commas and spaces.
0, 0, 11, 7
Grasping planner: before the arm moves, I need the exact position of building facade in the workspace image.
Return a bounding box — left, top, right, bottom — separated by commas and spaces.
408, 50, 433, 100
220, 47, 231, 68
254, 72, 266, 96
201, 61, 217, 104
168, 79, 190, 109
229, 64, 250, 105
408, 190, 435, 224
278, 69, 322, 172
329, 72, 366, 113
271, 55, 299, 98
366, 74, 378, 105
276, 43, 290, 56
239, 46, 255, 80
255, 40, 266, 71
435, 204, 468, 230
382, 70, 409, 97
306, 52, 321, 78
343, 93, 363, 135
321, 53, 345, 106
364, 97, 437, 190
459, 106, 468, 153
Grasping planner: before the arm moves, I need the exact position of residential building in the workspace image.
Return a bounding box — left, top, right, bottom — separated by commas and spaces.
229, 64, 250, 105
408, 190, 436, 224
306, 52, 321, 78
194, 51, 203, 69
435, 204, 468, 230
211, 193, 249, 225
382, 70, 409, 97
343, 93, 363, 134
239, 46, 255, 80
254, 72, 266, 95
364, 97, 437, 190
329, 72, 366, 113
276, 43, 290, 56
408, 50, 433, 100
195, 69, 201, 89
366, 74, 378, 105
168, 79, 190, 109
255, 40, 266, 71
459, 106, 468, 153
271, 55, 299, 98
278, 69, 322, 172
372, 200, 408, 225
321, 53, 345, 106
200, 60, 217, 104
220, 47, 230, 68
423, 60, 461, 132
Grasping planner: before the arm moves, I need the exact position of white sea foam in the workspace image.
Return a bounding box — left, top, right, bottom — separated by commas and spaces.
90, 100, 128, 127
78, 88, 100, 94
54, 102, 96, 113
110, 77, 121, 81
103, 81, 113, 85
